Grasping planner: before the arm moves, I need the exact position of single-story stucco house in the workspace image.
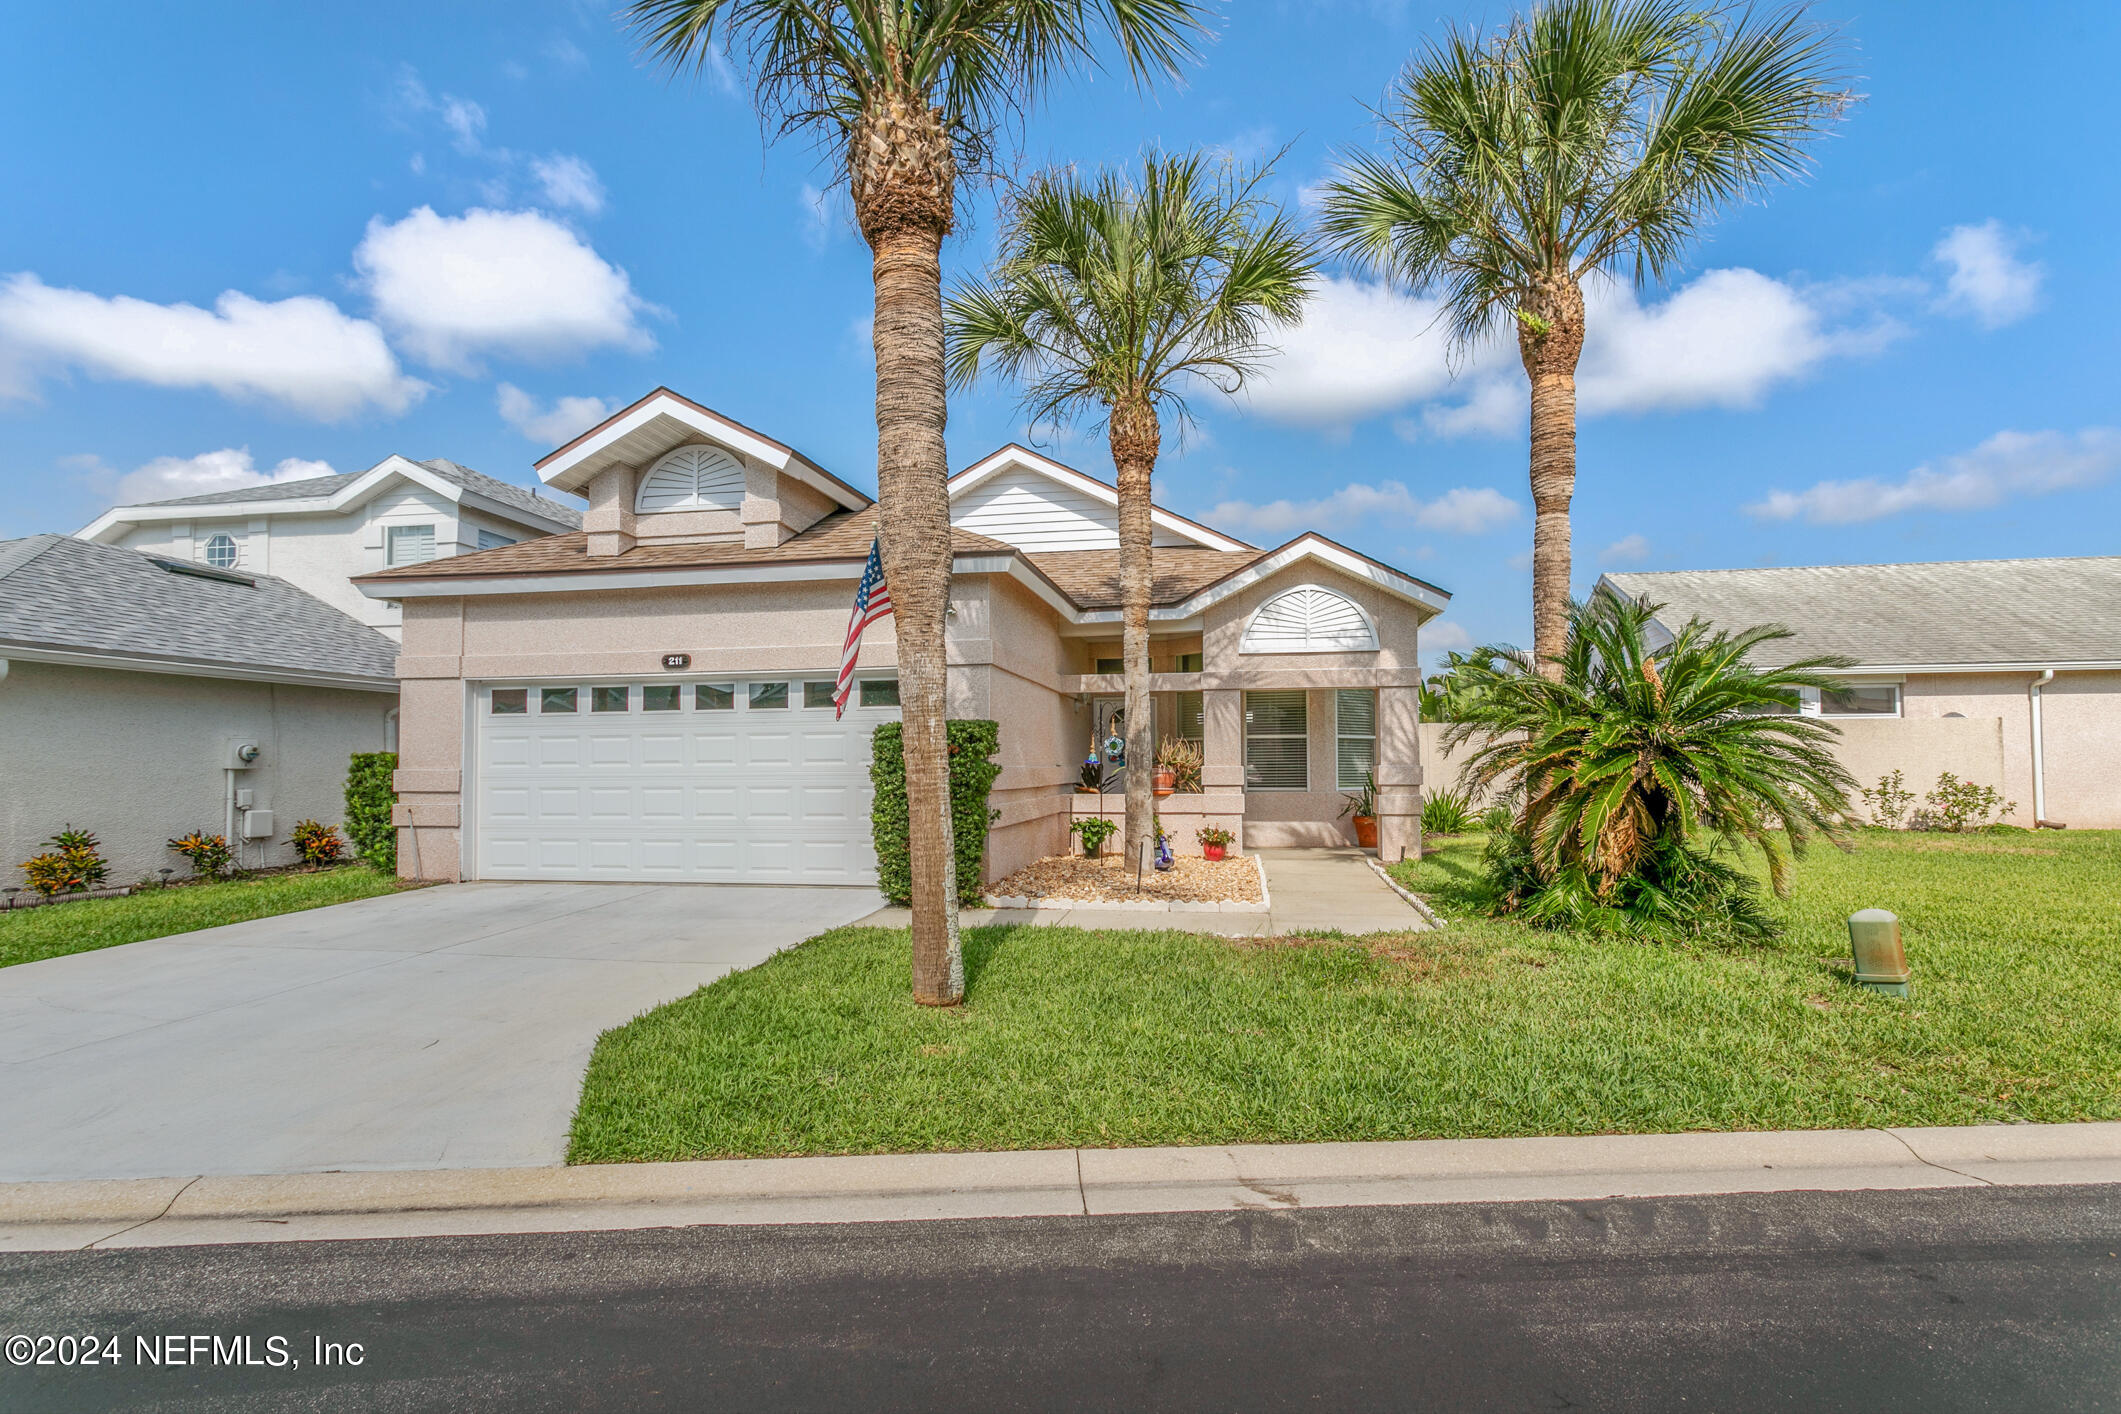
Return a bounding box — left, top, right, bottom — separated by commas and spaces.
1, 534, 400, 883
359, 387, 1450, 889
1600, 556, 2121, 829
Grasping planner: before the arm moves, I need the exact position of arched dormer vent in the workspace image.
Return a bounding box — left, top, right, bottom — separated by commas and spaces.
1239, 585, 1378, 654
636, 444, 746, 513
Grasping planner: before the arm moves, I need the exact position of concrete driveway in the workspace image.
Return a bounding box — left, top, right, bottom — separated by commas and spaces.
0, 883, 878, 1183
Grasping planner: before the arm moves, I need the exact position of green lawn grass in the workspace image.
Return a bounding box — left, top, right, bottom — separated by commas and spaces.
568, 830, 2121, 1163
0, 867, 408, 970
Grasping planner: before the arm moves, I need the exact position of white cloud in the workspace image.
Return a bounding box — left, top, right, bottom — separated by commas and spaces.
1423, 619, 1475, 655
0, 274, 426, 420
532, 154, 605, 214
391, 71, 490, 156
1248, 267, 1898, 435
544, 35, 589, 69
109, 447, 338, 504
1933, 220, 2043, 328
1600, 532, 1651, 564
355, 207, 655, 372
497, 382, 613, 445
1748, 427, 2121, 525
1206, 481, 1518, 537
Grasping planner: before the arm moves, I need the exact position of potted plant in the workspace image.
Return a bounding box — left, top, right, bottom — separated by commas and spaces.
1070, 816, 1119, 860
1156, 737, 1203, 795
1339, 771, 1379, 849
1195, 824, 1234, 862
1076, 754, 1104, 794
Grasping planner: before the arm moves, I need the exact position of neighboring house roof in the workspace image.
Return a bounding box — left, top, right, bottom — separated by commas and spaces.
534, 387, 871, 510
1600, 557, 2121, 671
0, 534, 400, 690
77, 454, 583, 541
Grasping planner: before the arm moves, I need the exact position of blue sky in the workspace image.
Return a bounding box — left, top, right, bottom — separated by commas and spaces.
3, 1, 2115, 663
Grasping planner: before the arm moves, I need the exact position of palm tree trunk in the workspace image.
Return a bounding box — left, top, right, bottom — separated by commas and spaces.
1110, 398, 1161, 875
1519, 276, 1586, 679
856, 96, 961, 1005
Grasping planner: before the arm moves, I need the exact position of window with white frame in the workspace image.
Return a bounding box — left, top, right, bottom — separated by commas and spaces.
1243, 690, 1307, 790
386, 524, 437, 567
1239, 585, 1378, 654
1335, 688, 1377, 790
201, 532, 239, 569
1814, 683, 1901, 718
636, 444, 747, 512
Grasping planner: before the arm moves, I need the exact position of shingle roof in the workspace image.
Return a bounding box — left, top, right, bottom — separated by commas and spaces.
117, 458, 582, 529
357, 512, 1016, 583
1602, 557, 2121, 669
1023, 547, 1267, 610
0, 535, 399, 685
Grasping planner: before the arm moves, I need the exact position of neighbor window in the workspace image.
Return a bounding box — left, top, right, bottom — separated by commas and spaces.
592, 686, 630, 713
695, 683, 735, 710
1819, 684, 1900, 718
539, 687, 577, 714
476, 529, 515, 552
1243, 690, 1308, 791
1095, 658, 1124, 674
642, 685, 681, 712
1336, 689, 1377, 790
1176, 652, 1204, 673
1175, 691, 1204, 750
859, 678, 901, 708
490, 688, 527, 715
749, 682, 790, 710
202, 532, 238, 569
803, 682, 837, 709
386, 524, 437, 567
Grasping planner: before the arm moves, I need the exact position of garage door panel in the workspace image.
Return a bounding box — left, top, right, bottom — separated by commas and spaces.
476, 682, 894, 886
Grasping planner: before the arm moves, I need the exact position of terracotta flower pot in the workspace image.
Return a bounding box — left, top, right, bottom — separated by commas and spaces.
1353, 815, 1378, 849
1153, 768, 1176, 797
1202, 843, 1227, 862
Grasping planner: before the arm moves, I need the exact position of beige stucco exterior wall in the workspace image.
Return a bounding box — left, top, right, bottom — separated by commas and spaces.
0, 659, 396, 884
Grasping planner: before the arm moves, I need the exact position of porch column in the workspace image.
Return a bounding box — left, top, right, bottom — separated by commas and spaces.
1375, 685, 1423, 863
1202, 688, 1247, 850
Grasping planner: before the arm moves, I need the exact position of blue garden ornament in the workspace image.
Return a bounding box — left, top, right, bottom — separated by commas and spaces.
1154, 820, 1174, 871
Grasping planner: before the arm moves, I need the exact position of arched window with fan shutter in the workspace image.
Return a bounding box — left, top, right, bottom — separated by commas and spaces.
1239, 585, 1378, 654
635, 444, 747, 513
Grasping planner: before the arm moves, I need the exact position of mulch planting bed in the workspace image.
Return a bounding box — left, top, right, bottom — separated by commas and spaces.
987, 853, 1264, 906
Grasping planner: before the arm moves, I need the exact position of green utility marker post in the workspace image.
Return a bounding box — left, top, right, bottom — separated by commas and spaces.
1848, 908, 1912, 998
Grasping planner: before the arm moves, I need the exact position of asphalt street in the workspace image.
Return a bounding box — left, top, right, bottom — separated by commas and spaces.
3, 1183, 2118, 1412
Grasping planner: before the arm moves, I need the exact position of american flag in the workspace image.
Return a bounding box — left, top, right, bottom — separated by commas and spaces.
834, 537, 893, 719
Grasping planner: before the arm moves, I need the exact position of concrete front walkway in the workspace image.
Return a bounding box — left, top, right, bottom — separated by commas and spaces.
0, 882, 877, 1183
862, 847, 1429, 937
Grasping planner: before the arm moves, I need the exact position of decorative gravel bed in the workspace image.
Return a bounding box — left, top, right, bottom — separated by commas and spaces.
985, 853, 1266, 908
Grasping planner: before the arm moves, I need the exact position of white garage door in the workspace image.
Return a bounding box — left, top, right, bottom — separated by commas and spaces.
473, 676, 900, 885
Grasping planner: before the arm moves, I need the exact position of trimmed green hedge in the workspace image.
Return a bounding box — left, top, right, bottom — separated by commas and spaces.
344, 752, 398, 873
871, 721, 1001, 906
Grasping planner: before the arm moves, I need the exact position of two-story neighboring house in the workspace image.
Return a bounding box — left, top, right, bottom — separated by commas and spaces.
77, 456, 583, 639
359, 387, 1447, 890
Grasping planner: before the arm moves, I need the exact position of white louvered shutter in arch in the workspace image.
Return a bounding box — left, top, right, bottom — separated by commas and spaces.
1239, 586, 1378, 653
636, 444, 748, 512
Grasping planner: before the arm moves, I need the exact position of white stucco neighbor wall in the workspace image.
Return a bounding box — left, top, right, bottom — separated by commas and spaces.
0, 659, 397, 885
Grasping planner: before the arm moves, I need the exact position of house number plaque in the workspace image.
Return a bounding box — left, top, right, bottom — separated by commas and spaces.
661, 653, 691, 670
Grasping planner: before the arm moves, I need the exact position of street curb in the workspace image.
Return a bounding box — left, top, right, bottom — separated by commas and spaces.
5, 1122, 2119, 1252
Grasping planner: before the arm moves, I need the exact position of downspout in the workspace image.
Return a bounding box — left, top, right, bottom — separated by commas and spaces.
2029, 669, 2055, 827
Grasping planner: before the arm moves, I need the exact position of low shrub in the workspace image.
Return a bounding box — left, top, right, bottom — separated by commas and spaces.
1421, 787, 1476, 836
290, 819, 346, 866
1909, 772, 2015, 833
1859, 769, 1916, 828
19, 826, 111, 897
1483, 820, 1777, 943
344, 752, 398, 873
870, 721, 1002, 907
168, 831, 234, 880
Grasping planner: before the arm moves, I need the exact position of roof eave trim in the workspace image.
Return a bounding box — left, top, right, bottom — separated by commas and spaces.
0, 642, 399, 693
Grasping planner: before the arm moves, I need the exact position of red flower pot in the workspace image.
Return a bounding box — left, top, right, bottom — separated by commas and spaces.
1202, 843, 1227, 862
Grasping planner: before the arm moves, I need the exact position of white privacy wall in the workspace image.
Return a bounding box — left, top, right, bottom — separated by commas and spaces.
0, 660, 396, 884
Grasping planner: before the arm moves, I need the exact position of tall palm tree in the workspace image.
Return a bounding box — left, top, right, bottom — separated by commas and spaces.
1319, 0, 1847, 677
945, 152, 1317, 863
626, 1, 1209, 1005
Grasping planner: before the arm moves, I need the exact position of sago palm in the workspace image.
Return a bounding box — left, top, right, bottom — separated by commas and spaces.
1442, 593, 1855, 936
945, 152, 1317, 861
1319, 0, 1848, 677
626, 0, 1209, 1005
